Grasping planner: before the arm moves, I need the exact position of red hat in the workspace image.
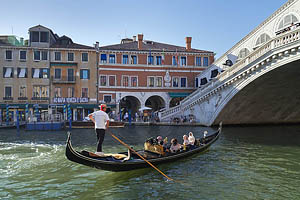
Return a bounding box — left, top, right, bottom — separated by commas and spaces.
100, 104, 107, 111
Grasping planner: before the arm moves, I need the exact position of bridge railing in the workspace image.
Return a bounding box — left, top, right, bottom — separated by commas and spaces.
218, 28, 300, 82
274, 29, 300, 47
161, 28, 300, 119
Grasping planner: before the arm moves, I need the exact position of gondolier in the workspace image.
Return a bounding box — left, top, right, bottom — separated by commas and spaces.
88, 104, 110, 156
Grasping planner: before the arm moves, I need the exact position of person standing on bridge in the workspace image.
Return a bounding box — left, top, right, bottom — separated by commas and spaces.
89, 104, 110, 156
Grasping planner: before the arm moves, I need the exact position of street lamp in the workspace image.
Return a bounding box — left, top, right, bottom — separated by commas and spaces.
95, 42, 99, 105
118, 93, 122, 121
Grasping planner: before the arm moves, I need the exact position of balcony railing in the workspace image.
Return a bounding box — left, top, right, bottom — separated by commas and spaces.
3, 97, 13, 101
18, 97, 28, 100
31, 97, 49, 101
51, 76, 76, 84
99, 99, 117, 104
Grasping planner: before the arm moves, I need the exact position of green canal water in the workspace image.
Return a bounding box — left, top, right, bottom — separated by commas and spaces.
0, 125, 300, 200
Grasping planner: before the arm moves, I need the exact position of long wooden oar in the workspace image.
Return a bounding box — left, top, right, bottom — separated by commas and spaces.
107, 130, 175, 182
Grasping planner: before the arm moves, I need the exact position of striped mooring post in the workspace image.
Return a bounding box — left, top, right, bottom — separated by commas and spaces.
6, 104, 9, 125
25, 103, 29, 121
0, 108, 2, 123
16, 110, 20, 132
34, 105, 39, 121
128, 109, 132, 125
63, 104, 67, 121
67, 104, 72, 130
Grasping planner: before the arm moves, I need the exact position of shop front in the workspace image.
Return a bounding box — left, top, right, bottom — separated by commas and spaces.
0, 103, 48, 123
53, 97, 98, 121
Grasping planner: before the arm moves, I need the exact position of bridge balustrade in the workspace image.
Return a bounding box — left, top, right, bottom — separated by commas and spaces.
161, 28, 300, 120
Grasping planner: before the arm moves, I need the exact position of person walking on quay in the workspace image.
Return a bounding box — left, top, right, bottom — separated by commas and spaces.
88, 104, 110, 156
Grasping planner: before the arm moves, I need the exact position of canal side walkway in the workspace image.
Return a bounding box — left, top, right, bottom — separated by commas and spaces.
67, 121, 206, 128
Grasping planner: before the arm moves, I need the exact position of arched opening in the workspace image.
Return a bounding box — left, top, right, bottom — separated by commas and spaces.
145, 95, 165, 111
120, 96, 140, 120
169, 97, 184, 108
237, 48, 250, 60
255, 33, 271, 47
278, 14, 298, 30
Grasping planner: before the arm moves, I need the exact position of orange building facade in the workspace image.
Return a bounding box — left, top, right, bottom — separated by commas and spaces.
97, 34, 214, 120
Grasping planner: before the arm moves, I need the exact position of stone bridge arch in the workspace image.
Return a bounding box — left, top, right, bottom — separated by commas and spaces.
164, 35, 300, 126
211, 51, 300, 125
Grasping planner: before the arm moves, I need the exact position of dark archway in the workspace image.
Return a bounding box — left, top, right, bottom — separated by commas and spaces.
169, 97, 184, 108
145, 96, 165, 111
215, 59, 300, 125
120, 96, 140, 119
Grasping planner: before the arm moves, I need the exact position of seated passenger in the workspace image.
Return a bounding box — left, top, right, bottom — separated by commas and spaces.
188, 132, 195, 145
157, 136, 163, 145
203, 131, 208, 138
182, 135, 189, 151
163, 137, 169, 151
183, 135, 189, 146
163, 137, 168, 144
199, 130, 209, 145
170, 138, 181, 153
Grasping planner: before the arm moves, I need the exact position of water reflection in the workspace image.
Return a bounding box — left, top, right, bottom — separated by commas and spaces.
0, 125, 300, 199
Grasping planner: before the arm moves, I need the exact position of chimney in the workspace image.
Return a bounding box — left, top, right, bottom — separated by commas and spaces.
185, 37, 192, 51
133, 35, 136, 41
20, 37, 24, 46
95, 41, 99, 50
138, 34, 143, 50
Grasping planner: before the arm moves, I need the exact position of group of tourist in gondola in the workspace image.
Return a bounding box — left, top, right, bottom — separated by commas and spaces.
169, 132, 195, 153
145, 131, 208, 156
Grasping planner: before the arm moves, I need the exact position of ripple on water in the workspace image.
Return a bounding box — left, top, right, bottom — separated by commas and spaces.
0, 142, 65, 178
1, 126, 300, 200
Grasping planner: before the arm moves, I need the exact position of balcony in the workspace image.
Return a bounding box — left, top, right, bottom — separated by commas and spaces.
18, 97, 28, 101
31, 97, 49, 101
3, 97, 13, 101
51, 76, 76, 84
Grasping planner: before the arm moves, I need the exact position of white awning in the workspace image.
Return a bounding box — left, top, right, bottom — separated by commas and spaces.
4, 68, 12, 78
19, 68, 26, 78
33, 68, 40, 78
139, 106, 152, 111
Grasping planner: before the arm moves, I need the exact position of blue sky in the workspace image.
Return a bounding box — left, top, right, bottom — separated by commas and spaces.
0, 0, 287, 58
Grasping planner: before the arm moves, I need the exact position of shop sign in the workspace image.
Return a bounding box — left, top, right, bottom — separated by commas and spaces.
8, 106, 19, 109
53, 97, 89, 103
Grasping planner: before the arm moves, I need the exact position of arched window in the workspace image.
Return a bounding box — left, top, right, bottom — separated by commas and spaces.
278, 14, 298, 30
256, 33, 271, 46
238, 48, 250, 60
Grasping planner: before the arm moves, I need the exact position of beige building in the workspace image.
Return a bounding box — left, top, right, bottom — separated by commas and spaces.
0, 25, 98, 123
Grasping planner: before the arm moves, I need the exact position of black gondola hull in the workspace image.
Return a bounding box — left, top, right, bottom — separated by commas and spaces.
65, 127, 221, 172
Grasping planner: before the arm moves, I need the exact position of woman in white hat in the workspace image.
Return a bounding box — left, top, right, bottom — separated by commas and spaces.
203, 131, 208, 138
188, 132, 195, 145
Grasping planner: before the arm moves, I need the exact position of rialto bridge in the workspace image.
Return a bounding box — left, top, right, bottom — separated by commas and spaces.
160, 0, 300, 126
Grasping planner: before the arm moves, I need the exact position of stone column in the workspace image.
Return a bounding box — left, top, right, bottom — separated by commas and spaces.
73, 108, 77, 121
29, 108, 34, 122
13, 109, 17, 123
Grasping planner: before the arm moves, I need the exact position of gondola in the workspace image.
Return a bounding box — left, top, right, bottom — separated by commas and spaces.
65, 123, 222, 172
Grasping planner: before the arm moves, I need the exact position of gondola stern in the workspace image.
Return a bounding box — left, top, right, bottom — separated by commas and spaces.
67, 131, 71, 143
65, 131, 77, 162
